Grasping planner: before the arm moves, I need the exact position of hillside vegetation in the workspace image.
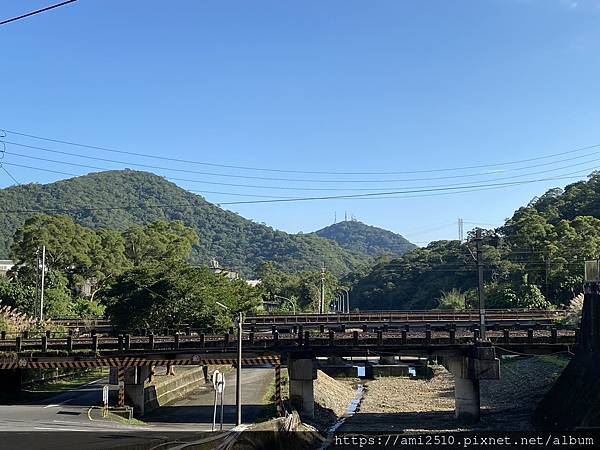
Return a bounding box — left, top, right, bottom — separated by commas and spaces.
313, 220, 416, 257
351, 172, 600, 310
0, 170, 368, 277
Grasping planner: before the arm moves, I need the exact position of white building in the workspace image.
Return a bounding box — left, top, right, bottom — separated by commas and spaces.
0, 260, 14, 276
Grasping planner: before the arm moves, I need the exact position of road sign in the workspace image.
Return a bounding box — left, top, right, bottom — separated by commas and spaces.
211, 370, 221, 389
217, 375, 226, 394
102, 385, 109, 404
211, 370, 226, 431
102, 385, 109, 418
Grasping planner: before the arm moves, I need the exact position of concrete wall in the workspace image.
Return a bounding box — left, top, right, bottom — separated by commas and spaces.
143, 366, 207, 414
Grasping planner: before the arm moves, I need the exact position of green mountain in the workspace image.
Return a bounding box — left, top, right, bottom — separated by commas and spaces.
0, 170, 368, 277
351, 172, 600, 311
313, 220, 416, 257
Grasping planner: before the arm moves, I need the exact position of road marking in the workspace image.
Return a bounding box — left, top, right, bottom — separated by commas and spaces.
53, 420, 81, 425
35, 427, 92, 432
43, 399, 72, 408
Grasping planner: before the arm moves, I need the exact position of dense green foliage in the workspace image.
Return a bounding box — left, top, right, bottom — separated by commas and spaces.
351, 173, 600, 310
105, 260, 262, 331
2, 213, 263, 327
257, 262, 341, 313
3, 214, 200, 318
0, 170, 368, 277
314, 220, 416, 257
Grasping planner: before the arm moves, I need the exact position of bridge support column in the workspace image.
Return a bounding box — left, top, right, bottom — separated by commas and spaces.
124, 366, 151, 416
446, 346, 499, 423
288, 357, 317, 419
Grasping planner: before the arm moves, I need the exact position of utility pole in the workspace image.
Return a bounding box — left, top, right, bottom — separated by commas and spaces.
39, 245, 46, 321
458, 218, 464, 242
320, 265, 325, 314
236, 310, 242, 426
35, 248, 40, 318
474, 229, 486, 340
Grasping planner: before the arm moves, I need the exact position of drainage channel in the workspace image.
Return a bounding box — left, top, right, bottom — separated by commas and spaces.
318, 384, 365, 450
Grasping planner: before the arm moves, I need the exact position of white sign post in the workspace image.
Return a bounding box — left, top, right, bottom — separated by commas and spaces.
102, 385, 109, 417
211, 370, 226, 431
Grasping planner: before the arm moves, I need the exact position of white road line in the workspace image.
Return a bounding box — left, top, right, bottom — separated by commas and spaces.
43, 399, 72, 408
35, 427, 92, 432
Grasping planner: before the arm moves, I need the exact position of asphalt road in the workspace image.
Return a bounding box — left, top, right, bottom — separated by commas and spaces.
0, 367, 275, 449
145, 366, 275, 428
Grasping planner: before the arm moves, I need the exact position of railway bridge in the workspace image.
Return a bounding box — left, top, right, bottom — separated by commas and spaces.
0, 316, 576, 422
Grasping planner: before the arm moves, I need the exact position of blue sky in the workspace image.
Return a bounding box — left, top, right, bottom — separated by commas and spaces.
1, 0, 600, 245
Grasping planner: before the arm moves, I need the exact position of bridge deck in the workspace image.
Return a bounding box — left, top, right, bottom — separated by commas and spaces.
0, 329, 576, 366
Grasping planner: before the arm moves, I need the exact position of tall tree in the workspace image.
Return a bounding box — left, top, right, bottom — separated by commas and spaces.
123, 220, 199, 266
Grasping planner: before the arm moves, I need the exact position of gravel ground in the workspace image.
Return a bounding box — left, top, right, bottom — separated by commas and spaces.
339, 356, 568, 433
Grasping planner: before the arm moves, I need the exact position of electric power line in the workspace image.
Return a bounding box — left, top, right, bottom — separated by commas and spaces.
0, 0, 78, 27
4, 127, 600, 175
3, 139, 600, 184
0, 166, 20, 185
2, 149, 599, 192
0, 161, 594, 212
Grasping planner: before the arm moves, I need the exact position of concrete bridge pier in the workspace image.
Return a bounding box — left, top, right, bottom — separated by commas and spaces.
446, 357, 481, 422
288, 357, 317, 419
445, 346, 499, 423
124, 366, 151, 416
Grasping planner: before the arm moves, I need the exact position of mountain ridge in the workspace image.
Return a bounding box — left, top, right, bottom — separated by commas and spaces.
313, 220, 417, 257
0, 170, 374, 277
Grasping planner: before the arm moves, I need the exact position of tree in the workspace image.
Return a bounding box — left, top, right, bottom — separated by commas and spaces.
0, 277, 36, 313
83, 229, 131, 301
105, 261, 261, 331
486, 283, 551, 309
123, 220, 199, 266
10, 215, 96, 283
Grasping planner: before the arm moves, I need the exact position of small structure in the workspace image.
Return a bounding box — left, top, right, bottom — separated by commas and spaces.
209, 258, 239, 280
0, 260, 14, 277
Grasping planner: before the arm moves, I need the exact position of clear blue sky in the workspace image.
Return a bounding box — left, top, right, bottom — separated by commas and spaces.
1, 0, 600, 245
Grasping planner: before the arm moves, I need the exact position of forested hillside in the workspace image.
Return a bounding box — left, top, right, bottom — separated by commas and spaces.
313, 220, 416, 257
351, 172, 600, 311
0, 170, 367, 277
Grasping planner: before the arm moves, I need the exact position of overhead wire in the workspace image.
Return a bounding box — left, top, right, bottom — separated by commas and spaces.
0, 161, 594, 214
0, 0, 78, 26
3, 147, 600, 192
4, 127, 600, 175
3, 139, 600, 184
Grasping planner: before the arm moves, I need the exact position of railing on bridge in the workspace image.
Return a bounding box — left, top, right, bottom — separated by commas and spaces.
245, 309, 568, 325
0, 327, 576, 356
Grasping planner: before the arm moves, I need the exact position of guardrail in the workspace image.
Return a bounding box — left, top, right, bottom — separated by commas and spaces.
245, 309, 569, 325
0, 327, 576, 356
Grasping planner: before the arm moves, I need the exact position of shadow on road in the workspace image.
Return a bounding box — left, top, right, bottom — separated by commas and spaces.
144, 403, 268, 424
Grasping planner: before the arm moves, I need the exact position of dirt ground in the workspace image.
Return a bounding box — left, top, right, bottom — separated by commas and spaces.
307, 370, 360, 429
339, 356, 568, 433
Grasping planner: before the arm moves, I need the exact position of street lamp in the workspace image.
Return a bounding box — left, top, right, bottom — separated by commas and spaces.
337, 287, 350, 313
274, 295, 296, 314
335, 292, 343, 313
216, 302, 242, 426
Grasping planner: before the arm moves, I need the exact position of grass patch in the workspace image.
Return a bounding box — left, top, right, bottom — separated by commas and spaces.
535, 354, 570, 369
256, 368, 289, 422
106, 411, 147, 427
501, 354, 570, 370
